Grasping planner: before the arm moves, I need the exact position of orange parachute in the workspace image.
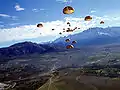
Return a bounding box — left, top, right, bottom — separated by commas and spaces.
63, 6, 74, 14
65, 39, 70, 42
84, 16, 92, 21
100, 21, 104, 24
66, 45, 74, 49
37, 23, 43, 28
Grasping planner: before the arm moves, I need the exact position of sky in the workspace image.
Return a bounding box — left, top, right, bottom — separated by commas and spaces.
0, 0, 120, 47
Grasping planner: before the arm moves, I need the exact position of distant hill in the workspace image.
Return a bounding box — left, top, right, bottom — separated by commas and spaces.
0, 41, 65, 62
53, 27, 120, 47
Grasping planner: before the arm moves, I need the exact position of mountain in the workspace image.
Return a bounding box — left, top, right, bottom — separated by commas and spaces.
53, 27, 120, 47
1, 27, 120, 63
0, 41, 64, 62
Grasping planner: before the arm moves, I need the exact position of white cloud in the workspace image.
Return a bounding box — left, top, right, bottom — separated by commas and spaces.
40, 8, 45, 11
15, 4, 25, 11
0, 14, 11, 17
0, 15, 120, 43
56, 0, 72, 3
32, 8, 45, 12
32, 9, 39, 12
0, 13, 18, 20
9, 23, 20, 26
90, 10, 96, 13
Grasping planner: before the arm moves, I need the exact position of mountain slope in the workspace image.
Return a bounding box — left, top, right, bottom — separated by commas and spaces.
0, 41, 64, 62
53, 27, 120, 47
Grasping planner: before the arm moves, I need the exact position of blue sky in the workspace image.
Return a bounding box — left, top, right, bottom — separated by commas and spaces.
0, 0, 120, 47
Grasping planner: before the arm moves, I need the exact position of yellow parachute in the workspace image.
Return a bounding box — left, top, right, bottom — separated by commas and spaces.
84, 16, 92, 21
37, 23, 43, 28
63, 6, 74, 14
100, 21, 104, 24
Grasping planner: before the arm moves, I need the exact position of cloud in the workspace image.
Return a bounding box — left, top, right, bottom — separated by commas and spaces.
32, 9, 39, 12
0, 15, 120, 43
40, 8, 45, 11
15, 4, 25, 11
32, 8, 45, 12
9, 23, 20, 26
0, 14, 11, 17
0, 13, 18, 20
56, 0, 72, 3
90, 10, 96, 13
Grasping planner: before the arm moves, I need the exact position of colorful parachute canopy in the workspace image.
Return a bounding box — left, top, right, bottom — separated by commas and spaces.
84, 16, 92, 21
66, 45, 74, 49
72, 41, 77, 44
100, 21, 104, 24
65, 39, 70, 42
37, 24, 43, 28
63, 6, 74, 14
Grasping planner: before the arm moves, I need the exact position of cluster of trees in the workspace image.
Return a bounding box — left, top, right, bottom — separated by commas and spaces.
80, 65, 120, 78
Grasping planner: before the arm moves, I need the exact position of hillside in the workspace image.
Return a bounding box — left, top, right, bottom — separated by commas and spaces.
53, 27, 120, 47
0, 41, 65, 63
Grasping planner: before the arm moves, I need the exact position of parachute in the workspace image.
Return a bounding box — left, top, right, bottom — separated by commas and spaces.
100, 21, 104, 24
66, 45, 74, 49
72, 41, 77, 44
63, 6, 74, 14
65, 39, 70, 42
66, 29, 74, 32
67, 22, 70, 25
37, 23, 43, 28
73, 27, 77, 30
52, 29, 55, 30
84, 16, 92, 21
66, 28, 73, 32
59, 32, 62, 35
